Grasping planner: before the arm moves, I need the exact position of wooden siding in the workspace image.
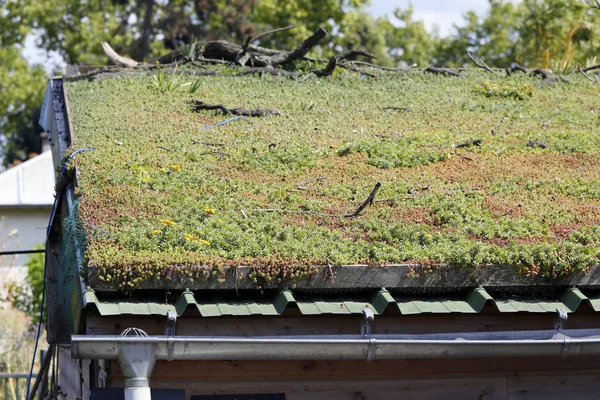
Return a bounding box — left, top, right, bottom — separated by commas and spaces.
106, 358, 600, 400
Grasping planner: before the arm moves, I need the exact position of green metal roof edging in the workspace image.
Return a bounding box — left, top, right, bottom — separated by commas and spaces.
83, 287, 600, 318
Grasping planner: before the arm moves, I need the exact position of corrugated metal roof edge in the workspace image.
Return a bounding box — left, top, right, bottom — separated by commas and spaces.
82, 286, 600, 318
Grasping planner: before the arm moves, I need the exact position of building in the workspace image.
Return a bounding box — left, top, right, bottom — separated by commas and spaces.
0, 149, 54, 303
41, 63, 600, 400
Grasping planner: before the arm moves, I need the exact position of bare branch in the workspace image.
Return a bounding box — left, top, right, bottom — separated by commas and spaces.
466, 52, 497, 74
101, 42, 139, 68
585, 0, 600, 9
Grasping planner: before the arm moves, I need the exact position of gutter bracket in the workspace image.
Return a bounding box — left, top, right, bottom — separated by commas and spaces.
361, 308, 374, 338
166, 311, 177, 361
367, 338, 376, 361
555, 308, 568, 332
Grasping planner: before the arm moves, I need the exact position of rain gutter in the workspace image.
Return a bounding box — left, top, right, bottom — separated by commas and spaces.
72, 329, 600, 362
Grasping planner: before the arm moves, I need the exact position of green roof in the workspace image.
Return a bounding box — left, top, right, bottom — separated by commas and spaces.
62, 67, 600, 290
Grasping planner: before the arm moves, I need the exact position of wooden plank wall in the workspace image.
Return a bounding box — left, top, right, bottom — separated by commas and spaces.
107, 357, 600, 400
58, 346, 83, 400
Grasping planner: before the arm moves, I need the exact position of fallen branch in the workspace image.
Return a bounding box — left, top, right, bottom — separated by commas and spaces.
583, 63, 600, 73
336, 63, 377, 78
198, 150, 229, 159
407, 183, 430, 195
252, 25, 296, 45
506, 62, 528, 76
343, 181, 381, 218
236, 67, 300, 78
382, 106, 410, 112
531, 68, 550, 79
256, 182, 381, 218
101, 42, 139, 68
467, 53, 497, 75
190, 100, 280, 117
344, 61, 416, 73
577, 66, 596, 82
156, 145, 173, 152
290, 176, 327, 191
456, 139, 483, 149
526, 140, 550, 149
314, 49, 376, 77
424, 67, 460, 77
264, 27, 328, 66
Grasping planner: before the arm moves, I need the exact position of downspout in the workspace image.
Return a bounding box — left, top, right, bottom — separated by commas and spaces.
119, 343, 155, 400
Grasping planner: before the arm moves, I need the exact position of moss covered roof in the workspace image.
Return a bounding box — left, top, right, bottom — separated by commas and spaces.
64, 67, 600, 290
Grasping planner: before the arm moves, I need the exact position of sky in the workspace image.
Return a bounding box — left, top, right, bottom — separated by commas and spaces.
24, 1, 494, 71
369, 0, 491, 35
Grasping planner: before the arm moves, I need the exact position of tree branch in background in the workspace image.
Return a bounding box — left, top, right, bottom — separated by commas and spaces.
585, 0, 600, 9
135, 0, 155, 61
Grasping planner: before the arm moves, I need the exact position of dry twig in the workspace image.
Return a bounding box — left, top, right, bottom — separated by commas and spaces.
466, 53, 497, 75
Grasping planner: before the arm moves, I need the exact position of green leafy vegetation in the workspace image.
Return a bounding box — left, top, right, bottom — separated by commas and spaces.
63, 67, 600, 288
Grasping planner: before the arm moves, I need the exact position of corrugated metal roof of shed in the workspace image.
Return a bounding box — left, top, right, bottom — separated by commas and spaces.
83, 287, 600, 318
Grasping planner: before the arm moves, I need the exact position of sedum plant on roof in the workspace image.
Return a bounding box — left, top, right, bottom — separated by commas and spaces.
65, 66, 600, 289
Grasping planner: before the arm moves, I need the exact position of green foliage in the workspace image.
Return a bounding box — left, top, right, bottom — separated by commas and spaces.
477, 81, 534, 100
152, 63, 190, 93
438, 0, 600, 68
0, 47, 47, 167
338, 137, 450, 169
9, 245, 45, 321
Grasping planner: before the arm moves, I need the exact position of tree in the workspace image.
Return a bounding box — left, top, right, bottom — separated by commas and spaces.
24, 0, 369, 65
436, 0, 599, 68
0, 1, 47, 168
385, 6, 441, 67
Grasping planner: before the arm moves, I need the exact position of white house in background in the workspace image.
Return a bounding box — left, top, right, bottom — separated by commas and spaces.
0, 150, 55, 299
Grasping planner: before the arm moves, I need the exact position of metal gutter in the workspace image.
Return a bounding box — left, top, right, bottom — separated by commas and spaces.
72, 329, 600, 361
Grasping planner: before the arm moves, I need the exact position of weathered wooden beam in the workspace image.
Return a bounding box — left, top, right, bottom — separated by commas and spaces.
88, 264, 600, 291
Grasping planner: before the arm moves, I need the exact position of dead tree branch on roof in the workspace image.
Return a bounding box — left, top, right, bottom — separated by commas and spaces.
506, 62, 528, 76
343, 61, 416, 73
583, 63, 600, 73
236, 26, 298, 66
263, 27, 328, 66
190, 100, 281, 117
456, 139, 483, 149
101, 42, 139, 68
343, 182, 381, 218
314, 49, 376, 77
425, 67, 460, 77
256, 182, 381, 218
527, 140, 550, 149
235, 68, 300, 78
577, 66, 597, 82
531, 68, 550, 79
467, 53, 497, 75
